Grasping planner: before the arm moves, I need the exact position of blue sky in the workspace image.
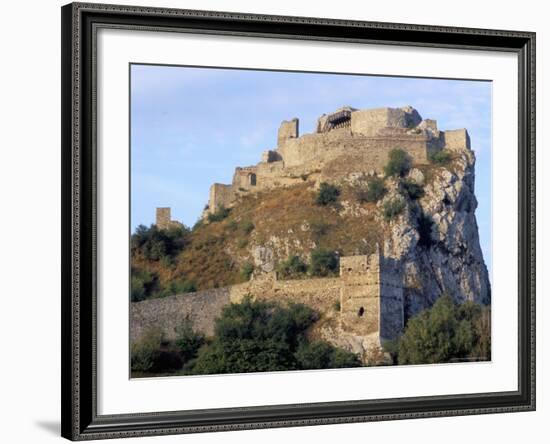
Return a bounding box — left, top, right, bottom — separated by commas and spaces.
130, 64, 492, 275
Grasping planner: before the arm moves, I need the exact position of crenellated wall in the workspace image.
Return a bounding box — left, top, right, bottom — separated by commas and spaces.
204, 105, 466, 219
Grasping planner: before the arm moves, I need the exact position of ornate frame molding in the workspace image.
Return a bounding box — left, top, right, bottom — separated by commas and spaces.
61, 2, 535, 440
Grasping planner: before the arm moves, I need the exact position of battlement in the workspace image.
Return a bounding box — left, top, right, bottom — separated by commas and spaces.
204, 105, 471, 218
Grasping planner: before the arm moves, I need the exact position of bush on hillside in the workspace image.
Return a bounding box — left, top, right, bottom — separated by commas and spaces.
240, 262, 254, 281
315, 182, 340, 206
356, 177, 387, 203
401, 180, 425, 200
277, 255, 308, 279
383, 148, 411, 177
309, 248, 339, 277
207, 206, 231, 222
429, 150, 452, 165
383, 198, 406, 221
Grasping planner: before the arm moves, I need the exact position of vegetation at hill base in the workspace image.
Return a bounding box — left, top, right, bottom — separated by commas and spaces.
131, 297, 360, 377
384, 295, 491, 365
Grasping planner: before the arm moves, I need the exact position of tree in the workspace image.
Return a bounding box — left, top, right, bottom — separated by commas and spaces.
396, 295, 491, 365
191, 297, 359, 375
131, 223, 190, 261
384, 148, 411, 177
130, 328, 164, 373
174, 319, 205, 362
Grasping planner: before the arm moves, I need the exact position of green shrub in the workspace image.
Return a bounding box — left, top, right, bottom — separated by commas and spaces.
190, 297, 358, 375
333, 300, 341, 312
131, 276, 147, 302
295, 341, 361, 369
175, 319, 205, 362
397, 296, 491, 365
240, 262, 254, 281
130, 269, 159, 302
356, 177, 386, 203
309, 248, 339, 277
383, 198, 406, 221
207, 206, 230, 222
384, 148, 411, 177
131, 328, 164, 373
429, 150, 452, 165
401, 180, 425, 200
277, 255, 308, 279
168, 279, 197, 295
131, 224, 190, 261
237, 239, 248, 249
315, 182, 340, 206
241, 221, 255, 234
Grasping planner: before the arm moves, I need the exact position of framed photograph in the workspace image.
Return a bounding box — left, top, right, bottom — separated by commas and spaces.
61, 2, 535, 440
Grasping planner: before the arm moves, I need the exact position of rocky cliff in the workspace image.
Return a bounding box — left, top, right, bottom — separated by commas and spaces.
132, 105, 491, 345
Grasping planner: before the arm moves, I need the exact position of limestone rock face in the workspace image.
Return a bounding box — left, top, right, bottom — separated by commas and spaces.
383, 147, 491, 319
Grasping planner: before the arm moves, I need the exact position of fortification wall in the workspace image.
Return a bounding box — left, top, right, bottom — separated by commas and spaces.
204, 106, 471, 216
130, 287, 231, 343
230, 273, 342, 314
279, 133, 431, 176
131, 254, 406, 365
443, 129, 471, 151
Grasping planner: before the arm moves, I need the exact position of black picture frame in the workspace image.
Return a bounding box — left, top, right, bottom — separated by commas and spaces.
61, 2, 536, 440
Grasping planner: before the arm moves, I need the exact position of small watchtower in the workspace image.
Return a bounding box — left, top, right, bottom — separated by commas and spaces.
155, 207, 182, 230
339, 247, 404, 345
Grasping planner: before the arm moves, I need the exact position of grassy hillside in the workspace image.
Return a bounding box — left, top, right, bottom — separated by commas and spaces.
131, 149, 455, 301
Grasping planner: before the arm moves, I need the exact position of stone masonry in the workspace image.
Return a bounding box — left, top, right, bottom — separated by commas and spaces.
155, 207, 183, 230
204, 105, 468, 217
131, 251, 404, 363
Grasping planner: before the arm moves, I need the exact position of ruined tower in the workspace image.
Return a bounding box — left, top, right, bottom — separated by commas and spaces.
339, 248, 404, 350
155, 207, 182, 230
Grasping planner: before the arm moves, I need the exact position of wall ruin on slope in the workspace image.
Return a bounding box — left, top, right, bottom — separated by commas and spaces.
131, 253, 405, 362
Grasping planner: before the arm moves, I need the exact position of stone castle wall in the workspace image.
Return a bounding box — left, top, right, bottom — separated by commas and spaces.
130, 287, 231, 343
204, 105, 467, 218
131, 253, 405, 361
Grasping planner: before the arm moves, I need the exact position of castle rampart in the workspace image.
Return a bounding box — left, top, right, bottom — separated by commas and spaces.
131, 252, 405, 362
204, 105, 467, 218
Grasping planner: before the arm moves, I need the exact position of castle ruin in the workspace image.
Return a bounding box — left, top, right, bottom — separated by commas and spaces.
132, 248, 405, 363
155, 207, 183, 230
204, 105, 470, 217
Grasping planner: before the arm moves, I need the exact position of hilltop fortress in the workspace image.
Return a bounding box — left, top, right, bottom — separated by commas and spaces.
133, 104, 490, 365
205, 105, 470, 217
